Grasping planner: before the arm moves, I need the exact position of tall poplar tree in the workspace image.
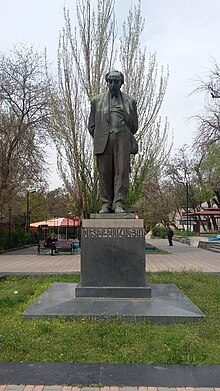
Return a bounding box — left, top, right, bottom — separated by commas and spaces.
48, 0, 171, 216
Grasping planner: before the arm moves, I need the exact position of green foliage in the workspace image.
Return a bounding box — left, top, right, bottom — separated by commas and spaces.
194, 143, 220, 208
0, 227, 39, 251
126, 160, 151, 210
151, 226, 194, 238
174, 230, 194, 237
145, 248, 169, 254
151, 226, 168, 238
0, 272, 219, 364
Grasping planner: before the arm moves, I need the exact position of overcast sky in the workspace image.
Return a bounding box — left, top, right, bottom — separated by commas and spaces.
1, 0, 220, 189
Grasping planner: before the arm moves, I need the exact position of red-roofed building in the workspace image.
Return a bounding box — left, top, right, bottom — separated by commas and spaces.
30, 216, 81, 240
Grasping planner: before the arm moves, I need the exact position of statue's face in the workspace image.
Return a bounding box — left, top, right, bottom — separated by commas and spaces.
107, 74, 122, 96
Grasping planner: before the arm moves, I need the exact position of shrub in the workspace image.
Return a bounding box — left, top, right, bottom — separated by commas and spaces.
152, 226, 167, 238
174, 229, 194, 237
0, 227, 40, 251
152, 226, 194, 238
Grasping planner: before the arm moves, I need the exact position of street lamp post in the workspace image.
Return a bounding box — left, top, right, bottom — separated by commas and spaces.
186, 181, 189, 232
0, 212, 5, 249
8, 206, 12, 242
180, 180, 189, 231
26, 190, 36, 232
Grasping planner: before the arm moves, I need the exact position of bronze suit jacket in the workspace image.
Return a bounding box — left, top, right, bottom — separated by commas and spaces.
88, 91, 138, 155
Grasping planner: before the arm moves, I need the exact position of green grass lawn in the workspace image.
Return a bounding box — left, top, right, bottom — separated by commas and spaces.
145, 249, 169, 254
0, 271, 219, 364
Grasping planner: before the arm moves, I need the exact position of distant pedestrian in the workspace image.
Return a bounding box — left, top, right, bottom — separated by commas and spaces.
51, 240, 56, 256
167, 227, 174, 246
37, 241, 40, 255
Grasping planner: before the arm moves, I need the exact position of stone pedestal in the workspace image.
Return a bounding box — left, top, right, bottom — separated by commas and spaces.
75, 217, 151, 298
24, 217, 205, 323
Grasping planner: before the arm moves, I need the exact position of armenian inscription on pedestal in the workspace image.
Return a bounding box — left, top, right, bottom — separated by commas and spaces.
75, 218, 151, 298
83, 227, 146, 238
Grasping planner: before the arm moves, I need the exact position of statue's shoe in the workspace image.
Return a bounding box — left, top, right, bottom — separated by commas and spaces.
99, 205, 112, 213
114, 206, 126, 213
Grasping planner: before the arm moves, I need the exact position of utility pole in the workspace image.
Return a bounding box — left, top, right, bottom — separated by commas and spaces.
26, 190, 36, 232
186, 181, 189, 232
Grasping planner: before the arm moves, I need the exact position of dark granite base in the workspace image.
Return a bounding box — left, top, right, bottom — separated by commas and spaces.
23, 282, 205, 323
0, 362, 219, 387
75, 285, 152, 298
0, 362, 219, 386
80, 219, 147, 288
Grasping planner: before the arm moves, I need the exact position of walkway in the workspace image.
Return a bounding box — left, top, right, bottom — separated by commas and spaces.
0, 239, 219, 274
0, 386, 220, 391
1, 386, 220, 391
0, 362, 220, 389
146, 238, 220, 273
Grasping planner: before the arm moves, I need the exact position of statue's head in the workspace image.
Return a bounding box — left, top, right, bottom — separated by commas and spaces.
105, 70, 124, 96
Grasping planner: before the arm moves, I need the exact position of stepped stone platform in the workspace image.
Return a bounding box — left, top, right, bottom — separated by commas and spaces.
24, 218, 205, 323
23, 281, 205, 323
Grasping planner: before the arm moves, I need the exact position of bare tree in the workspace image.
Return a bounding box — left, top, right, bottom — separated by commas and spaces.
165, 145, 220, 231
139, 176, 179, 230
48, 0, 116, 216
119, 1, 171, 207
0, 46, 49, 213
48, 0, 171, 216
191, 59, 220, 148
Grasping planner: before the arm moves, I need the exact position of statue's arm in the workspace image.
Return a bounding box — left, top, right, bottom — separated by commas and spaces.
88, 100, 96, 137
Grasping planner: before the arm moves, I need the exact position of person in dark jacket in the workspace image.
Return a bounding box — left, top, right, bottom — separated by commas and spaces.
167, 227, 174, 246
51, 240, 56, 256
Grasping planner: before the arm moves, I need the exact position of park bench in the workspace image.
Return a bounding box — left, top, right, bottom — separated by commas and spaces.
37, 239, 80, 255
55, 240, 73, 253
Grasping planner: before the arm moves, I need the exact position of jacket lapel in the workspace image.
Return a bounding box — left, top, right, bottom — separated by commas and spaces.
101, 92, 110, 123
120, 92, 130, 125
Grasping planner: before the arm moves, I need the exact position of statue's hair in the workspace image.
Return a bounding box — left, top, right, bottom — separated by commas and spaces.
105, 70, 124, 85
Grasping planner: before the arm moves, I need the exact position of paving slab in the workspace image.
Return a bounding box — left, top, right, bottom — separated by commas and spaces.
0, 363, 220, 387
0, 363, 100, 386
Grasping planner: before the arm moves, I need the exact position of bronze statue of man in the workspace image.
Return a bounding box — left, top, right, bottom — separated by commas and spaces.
88, 70, 138, 213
